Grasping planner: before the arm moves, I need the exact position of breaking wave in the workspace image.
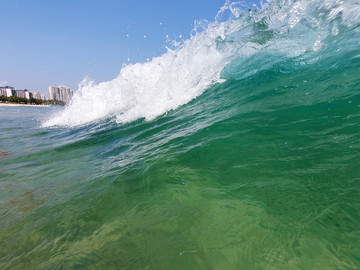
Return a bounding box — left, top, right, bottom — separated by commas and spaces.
43, 0, 360, 127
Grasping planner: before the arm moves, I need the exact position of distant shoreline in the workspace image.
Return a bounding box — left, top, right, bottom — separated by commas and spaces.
0, 102, 50, 107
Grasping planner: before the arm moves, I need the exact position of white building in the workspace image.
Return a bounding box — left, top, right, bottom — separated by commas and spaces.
49, 86, 73, 103
0, 87, 6, 97
14, 90, 32, 99
0, 86, 16, 97
48, 86, 59, 100
0, 86, 47, 101
32, 91, 46, 100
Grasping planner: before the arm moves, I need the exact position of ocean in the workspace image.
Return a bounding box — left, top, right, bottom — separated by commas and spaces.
1, 0, 360, 269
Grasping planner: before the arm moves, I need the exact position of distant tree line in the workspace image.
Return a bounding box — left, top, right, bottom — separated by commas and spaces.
0, 95, 66, 106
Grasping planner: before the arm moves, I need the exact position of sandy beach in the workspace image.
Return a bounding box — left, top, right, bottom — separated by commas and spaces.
0, 102, 50, 107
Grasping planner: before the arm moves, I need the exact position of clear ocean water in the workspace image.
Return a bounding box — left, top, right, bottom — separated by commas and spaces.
1, 0, 360, 269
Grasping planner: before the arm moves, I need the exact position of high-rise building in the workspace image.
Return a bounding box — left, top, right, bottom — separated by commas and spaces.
15, 90, 30, 99
1, 86, 45, 100
32, 91, 46, 100
0, 87, 6, 97
49, 86, 73, 103
0, 86, 16, 97
49, 86, 59, 100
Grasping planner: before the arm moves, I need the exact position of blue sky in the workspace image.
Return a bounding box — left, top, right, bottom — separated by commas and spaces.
0, 0, 261, 95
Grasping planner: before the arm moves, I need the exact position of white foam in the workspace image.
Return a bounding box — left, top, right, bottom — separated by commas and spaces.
43, 25, 233, 127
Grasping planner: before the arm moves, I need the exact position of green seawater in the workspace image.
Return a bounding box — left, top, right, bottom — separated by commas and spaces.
1, 1, 360, 269
1, 54, 360, 269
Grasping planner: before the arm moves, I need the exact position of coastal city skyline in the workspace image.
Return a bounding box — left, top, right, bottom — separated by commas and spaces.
0, 85, 73, 103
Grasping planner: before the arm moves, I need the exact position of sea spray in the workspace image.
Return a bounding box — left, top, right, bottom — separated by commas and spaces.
43, 24, 232, 126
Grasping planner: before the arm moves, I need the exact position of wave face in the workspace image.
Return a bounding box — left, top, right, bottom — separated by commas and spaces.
44, 0, 360, 127
2, 0, 360, 269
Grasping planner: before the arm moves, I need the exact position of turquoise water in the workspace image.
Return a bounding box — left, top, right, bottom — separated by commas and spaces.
1, 0, 360, 269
